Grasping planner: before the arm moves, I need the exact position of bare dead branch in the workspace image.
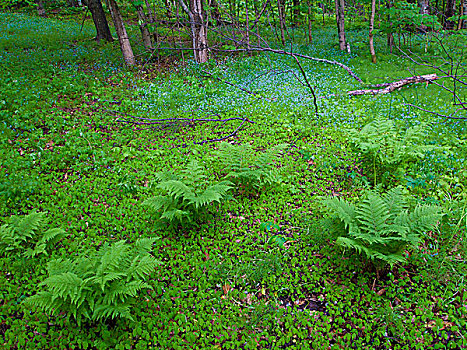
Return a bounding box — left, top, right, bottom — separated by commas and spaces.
347, 74, 438, 95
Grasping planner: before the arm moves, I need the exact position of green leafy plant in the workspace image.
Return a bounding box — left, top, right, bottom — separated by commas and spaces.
143, 160, 232, 226
218, 142, 288, 193
348, 118, 434, 186
25, 238, 161, 325
323, 187, 443, 267
0, 211, 65, 258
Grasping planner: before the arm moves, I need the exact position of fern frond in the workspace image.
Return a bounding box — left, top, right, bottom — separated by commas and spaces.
43, 272, 83, 301
356, 193, 390, 236
189, 182, 233, 208
182, 160, 206, 186
143, 195, 177, 212
104, 280, 151, 305
127, 255, 159, 280
408, 205, 442, 235
160, 209, 191, 222
254, 143, 288, 169
134, 237, 157, 255
383, 187, 408, 219
9, 211, 45, 241
93, 303, 134, 321
24, 291, 64, 316
157, 180, 195, 200
40, 228, 66, 245
323, 197, 357, 229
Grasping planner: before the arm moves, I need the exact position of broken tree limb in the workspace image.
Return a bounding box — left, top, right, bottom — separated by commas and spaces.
347, 74, 438, 96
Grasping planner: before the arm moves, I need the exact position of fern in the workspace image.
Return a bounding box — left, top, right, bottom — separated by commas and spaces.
218, 142, 288, 192
323, 187, 443, 268
143, 160, 233, 227
348, 118, 435, 186
0, 211, 65, 258
24, 238, 161, 325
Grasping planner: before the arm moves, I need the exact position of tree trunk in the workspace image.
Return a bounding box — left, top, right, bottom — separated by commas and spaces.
277, 0, 286, 45
458, 0, 466, 30
136, 5, 153, 50
308, 1, 313, 44
418, 0, 430, 32
245, 0, 251, 51
386, 0, 394, 53
36, 0, 45, 16
335, 0, 346, 50
180, 0, 209, 63
87, 0, 114, 42
108, 0, 136, 65
293, 0, 300, 25
369, 0, 376, 63
444, 0, 455, 29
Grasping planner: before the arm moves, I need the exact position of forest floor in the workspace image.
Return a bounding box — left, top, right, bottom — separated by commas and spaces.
0, 11, 466, 349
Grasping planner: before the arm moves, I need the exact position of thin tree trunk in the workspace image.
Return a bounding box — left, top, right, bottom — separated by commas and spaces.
308, 1, 313, 44
458, 0, 465, 30
36, 0, 45, 16
444, 0, 455, 29
136, 5, 153, 50
386, 0, 394, 53
369, 0, 376, 63
335, 0, 346, 50
87, 0, 113, 42
245, 0, 251, 51
180, 0, 209, 63
418, 0, 430, 32
108, 0, 135, 65
277, 0, 286, 45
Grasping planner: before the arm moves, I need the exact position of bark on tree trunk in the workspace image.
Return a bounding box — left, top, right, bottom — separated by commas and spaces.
245, 0, 251, 51
136, 5, 153, 50
458, 0, 465, 30
108, 0, 136, 65
179, 0, 209, 63
335, 0, 346, 50
444, 0, 455, 29
308, 1, 313, 44
87, 0, 114, 42
36, 0, 45, 16
386, 0, 394, 53
418, 0, 430, 32
369, 0, 376, 63
277, 0, 286, 45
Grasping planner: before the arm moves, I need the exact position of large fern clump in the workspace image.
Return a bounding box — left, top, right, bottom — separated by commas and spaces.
348, 118, 434, 186
0, 211, 65, 258
217, 142, 288, 192
25, 238, 161, 325
143, 160, 232, 226
323, 187, 443, 267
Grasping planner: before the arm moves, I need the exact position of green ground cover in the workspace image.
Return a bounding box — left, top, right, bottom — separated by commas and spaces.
0, 12, 466, 349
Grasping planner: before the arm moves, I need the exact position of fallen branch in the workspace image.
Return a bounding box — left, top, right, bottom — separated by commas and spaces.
109, 110, 255, 144
405, 103, 466, 120
347, 74, 438, 96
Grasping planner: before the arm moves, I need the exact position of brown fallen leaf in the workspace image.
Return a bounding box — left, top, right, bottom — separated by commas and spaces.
222, 284, 231, 295
376, 288, 386, 296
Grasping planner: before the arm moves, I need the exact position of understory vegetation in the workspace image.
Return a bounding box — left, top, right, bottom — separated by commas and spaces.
0, 10, 466, 350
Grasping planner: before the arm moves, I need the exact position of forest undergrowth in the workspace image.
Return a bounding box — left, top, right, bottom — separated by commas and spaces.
0, 12, 466, 349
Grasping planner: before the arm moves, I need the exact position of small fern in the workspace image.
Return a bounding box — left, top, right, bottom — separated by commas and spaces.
0, 211, 65, 258
143, 160, 232, 227
218, 142, 288, 192
24, 238, 161, 325
323, 187, 443, 268
348, 118, 434, 186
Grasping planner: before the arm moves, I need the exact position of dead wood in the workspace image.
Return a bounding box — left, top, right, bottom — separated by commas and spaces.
347, 74, 438, 96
